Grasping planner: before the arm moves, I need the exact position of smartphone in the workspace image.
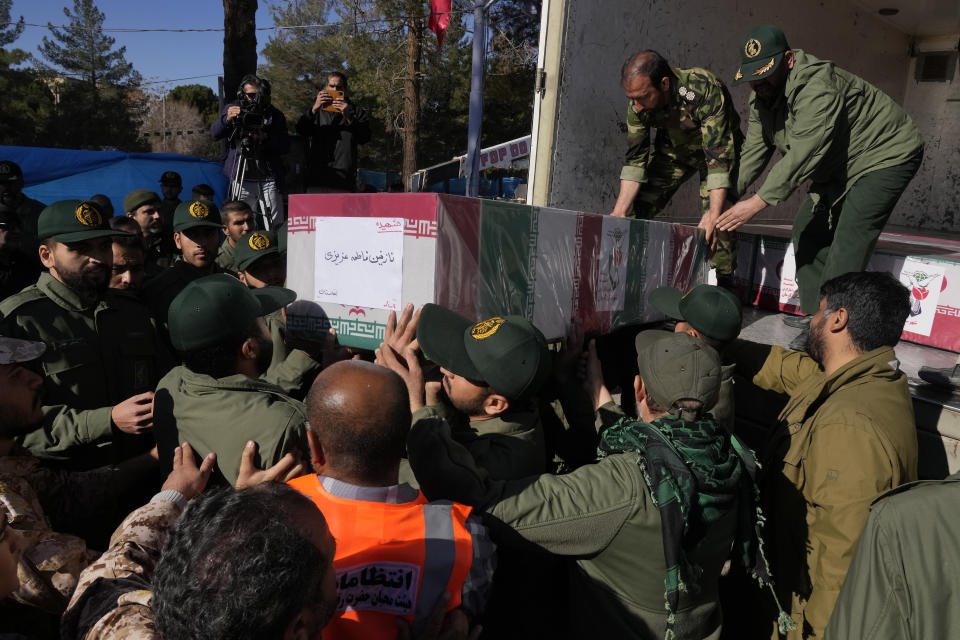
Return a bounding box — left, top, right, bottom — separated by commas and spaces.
322, 90, 345, 113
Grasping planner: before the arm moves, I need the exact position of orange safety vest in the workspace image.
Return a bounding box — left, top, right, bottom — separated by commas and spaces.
288, 474, 475, 640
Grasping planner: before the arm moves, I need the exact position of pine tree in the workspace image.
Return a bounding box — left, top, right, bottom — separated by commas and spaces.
38, 0, 140, 88
36, 0, 146, 150
0, 0, 54, 146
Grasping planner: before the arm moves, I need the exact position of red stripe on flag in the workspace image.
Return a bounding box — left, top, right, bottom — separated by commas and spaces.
435, 195, 481, 319
576, 212, 607, 335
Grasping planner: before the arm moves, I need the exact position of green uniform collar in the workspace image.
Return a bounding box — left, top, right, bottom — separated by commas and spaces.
37, 271, 104, 312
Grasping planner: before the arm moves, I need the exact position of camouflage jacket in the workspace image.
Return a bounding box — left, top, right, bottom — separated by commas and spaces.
621, 66, 741, 191
62, 497, 182, 640
0, 449, 116, 615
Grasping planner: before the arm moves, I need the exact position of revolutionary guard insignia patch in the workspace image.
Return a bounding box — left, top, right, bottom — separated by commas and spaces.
75, 202, 102, 227
189, 201, 209, 219
471, 317, 505, 340
752, 58, 776, 76
734, 68, 743, 81
745, 38, 762, 58
249, 232, 270, 250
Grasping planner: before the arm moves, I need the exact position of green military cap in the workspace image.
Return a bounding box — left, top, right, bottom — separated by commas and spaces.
634, 330, 721, 412
173, 199, 222, 233
37, 199, 132, 243
160, 171, 182, 186
417, 303, 551, 401
235, 230, 279, 273
649, 284, 742, 342
124, 189, 161, 213
733, 25, 790, 84
168, 274, 296, 352
0, 335, 45, 365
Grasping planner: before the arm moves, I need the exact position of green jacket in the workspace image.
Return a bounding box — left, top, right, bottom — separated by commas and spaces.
261, 308, 322, 400
412, 402, 545, 480
215, 239, 236, 271
153, 365, 310, 487
408, 417, 736, 639
621, 66, 741, 191
0, 273, 172, 463
824, 472, 960, 640
737, 50, 923, 207
734, 342, 918, 638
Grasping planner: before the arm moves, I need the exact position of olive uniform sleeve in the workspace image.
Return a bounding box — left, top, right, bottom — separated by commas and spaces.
620, 106, 653, 183
755, 79, 844, 205
730, 340, 821, 397
408, 417, 642, 557
735, 96, 775, 197
260, 349, 322, 399
19, 406, 115, 460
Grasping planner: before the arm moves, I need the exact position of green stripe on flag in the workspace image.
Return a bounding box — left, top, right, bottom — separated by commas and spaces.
477, 200, 537, 318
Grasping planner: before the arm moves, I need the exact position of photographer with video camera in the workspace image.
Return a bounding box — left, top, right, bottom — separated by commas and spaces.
211, 74, 289, 229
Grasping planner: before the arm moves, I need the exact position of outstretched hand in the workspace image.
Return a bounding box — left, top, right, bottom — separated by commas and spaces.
580, 339, 614, 411
376, 340, 426, 414
235, 441, 307, 490
161, 442, 216, 500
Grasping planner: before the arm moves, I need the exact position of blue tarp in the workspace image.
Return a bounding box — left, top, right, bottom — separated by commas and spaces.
0, 145, 229, 215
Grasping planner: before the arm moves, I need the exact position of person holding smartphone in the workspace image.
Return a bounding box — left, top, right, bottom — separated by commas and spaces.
296, 72, 372, 193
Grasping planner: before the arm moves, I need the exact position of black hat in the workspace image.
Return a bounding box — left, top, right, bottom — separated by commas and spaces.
160, 171, 182, 186
0, 161, 23, 182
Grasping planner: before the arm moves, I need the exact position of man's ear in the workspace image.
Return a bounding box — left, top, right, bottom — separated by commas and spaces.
634, 374, 644, 407
482, 393, 510, 417
306, 429, 325, 472
283, 607, 321, 640
240, 336, 259, 361
38, 243, 54, 269
238, 271, 249, 286
785, 49, 795, 70
173, 231, 183, 250
828, 307, 849, 334
660, 76, 671, 94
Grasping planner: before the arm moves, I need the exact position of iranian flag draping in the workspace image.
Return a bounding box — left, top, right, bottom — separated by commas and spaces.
428, 0, 452, 49
435, 198, 708, 338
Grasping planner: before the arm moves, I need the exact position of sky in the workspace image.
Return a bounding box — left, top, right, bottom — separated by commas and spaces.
11, 0, 278, 93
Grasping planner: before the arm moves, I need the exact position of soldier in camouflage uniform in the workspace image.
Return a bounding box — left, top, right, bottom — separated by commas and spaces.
611, 51, 742, 282
0, 335, 155, 638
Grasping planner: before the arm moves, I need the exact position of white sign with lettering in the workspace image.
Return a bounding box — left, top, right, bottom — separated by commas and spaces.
313, 217, 405, 311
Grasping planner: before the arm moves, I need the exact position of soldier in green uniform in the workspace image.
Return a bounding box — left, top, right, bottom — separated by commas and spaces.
216, 200, 255, 271
0, 200, 172, 467
141, 199, 232, 327
611, 50, 742, 284
717, 25, 924, 323
235, 229, 323, 399
153, 274, 310, 487
124, 189, 175, 277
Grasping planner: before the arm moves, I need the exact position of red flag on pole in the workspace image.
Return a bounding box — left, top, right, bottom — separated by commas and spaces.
428, 0, 452, 49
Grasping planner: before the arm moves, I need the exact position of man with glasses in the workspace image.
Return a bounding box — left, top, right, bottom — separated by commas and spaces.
297, 72, 371, 193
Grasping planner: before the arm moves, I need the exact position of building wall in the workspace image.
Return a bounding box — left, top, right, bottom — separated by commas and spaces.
541, 0, 957, 232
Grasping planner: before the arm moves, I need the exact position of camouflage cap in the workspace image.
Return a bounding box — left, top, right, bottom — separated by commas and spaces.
649, 284, 742, 342
159, 171, 182, 186
235, 230, 279, 272
634, 330, 721, 412
173, 199, 222, 233
0, 335, 45, 365
417, 303, 551, 401
0, 160, 23, 182
123, 189, 161, 213
733, 25, 790, 84
37, 199, 133, 243
168, 274, 296, 352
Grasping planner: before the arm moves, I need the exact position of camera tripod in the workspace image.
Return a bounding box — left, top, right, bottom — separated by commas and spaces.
229, 137, 274, 230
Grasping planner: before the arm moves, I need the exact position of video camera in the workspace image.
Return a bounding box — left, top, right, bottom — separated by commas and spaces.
233, 75, 272, 136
